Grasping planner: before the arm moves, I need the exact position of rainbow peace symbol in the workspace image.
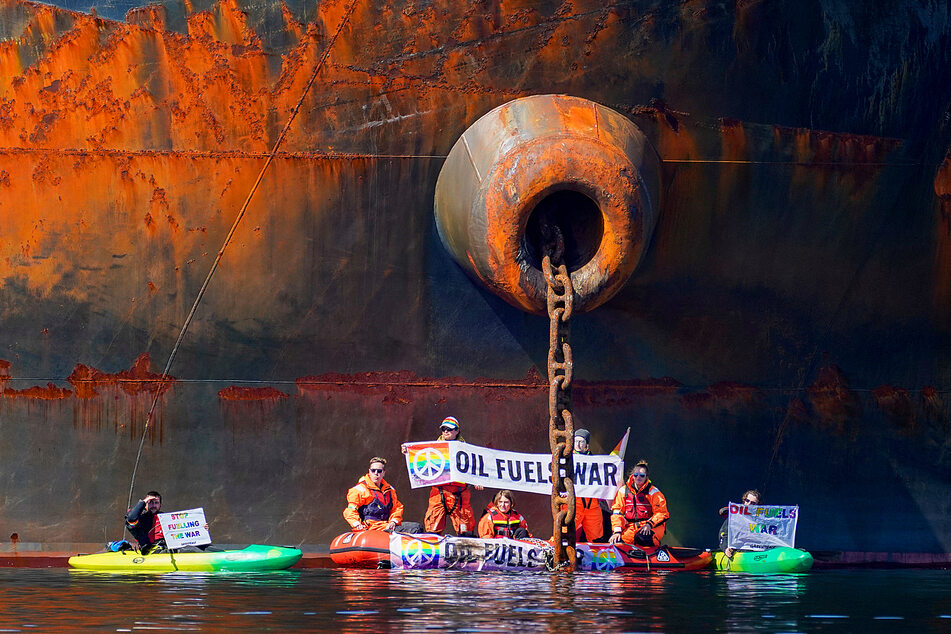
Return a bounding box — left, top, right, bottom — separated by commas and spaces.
403, 538, 438, 567
411, 447, 449, 482
595, 548, 620, 571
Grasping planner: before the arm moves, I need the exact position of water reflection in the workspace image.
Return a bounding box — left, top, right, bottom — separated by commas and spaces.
0, 568, 949, 631
721, 573, 807, 631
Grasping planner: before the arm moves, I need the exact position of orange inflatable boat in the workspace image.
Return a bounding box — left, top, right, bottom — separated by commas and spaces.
330, 530, 713, 571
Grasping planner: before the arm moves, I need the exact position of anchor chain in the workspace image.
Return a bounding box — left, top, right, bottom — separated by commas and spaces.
543, 226, 576, 571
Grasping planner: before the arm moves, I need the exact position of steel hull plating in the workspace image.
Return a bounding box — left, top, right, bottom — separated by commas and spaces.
1, 0, 950, 554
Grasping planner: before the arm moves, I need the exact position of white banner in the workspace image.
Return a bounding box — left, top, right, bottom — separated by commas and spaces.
727, 503, 798, 550
388, 533, 550, 571
158, 507, 211, 549
404, 441, 623, 499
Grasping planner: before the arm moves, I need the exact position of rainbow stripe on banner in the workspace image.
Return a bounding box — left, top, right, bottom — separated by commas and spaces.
405, 441, 453, 487
726, 503, 799, 550
403, 440, 622, 498
387, 533, 550, 571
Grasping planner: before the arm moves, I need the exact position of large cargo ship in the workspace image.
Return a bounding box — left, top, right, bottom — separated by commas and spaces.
1, 0, 949, 554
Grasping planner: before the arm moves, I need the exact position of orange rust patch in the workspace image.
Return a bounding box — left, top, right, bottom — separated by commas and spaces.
2, 383, 72, 399
681, 381, 762, 412
772, 125, 900, 165
297, 367, 546, 406
0, 359, 10, 389
218, 385, 289, 400
126, 4, 167, 30
920, 385, 944, 425
575, 377, 682, 408
66, 352, 174, 398
872, 385, 916, 434
718, 117, 748, 163
804, 364, 862, 434
295, 367, 685, 409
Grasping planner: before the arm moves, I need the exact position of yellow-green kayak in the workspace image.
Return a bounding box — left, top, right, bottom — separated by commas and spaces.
68, 545, 302, 572
714, 547, 813, 573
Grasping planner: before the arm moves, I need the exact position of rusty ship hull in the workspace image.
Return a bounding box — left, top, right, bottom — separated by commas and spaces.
1, 0, 950, 554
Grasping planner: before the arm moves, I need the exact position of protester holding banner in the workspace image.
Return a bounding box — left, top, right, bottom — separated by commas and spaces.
478, 490, 531, 539
719, 491, 798, 554
719, 489, 761, 557
571, 429, 604, 542
125, 490, 166, 554
403, 416, 480, 536
609, 461, 669, 547
344, 457, 408, 532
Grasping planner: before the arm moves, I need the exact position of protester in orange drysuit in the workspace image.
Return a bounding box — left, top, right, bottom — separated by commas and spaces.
403, 416, 481, 535
344, 457, 404, 532
478, 490, 531, 539
571, 429, 604, 542
427, 417, 483, 534
609, 460, 669, 547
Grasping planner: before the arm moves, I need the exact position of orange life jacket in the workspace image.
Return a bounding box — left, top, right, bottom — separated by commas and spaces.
623, 477, 658, 524
359, 487, 394, 522
488, 508, 524, 538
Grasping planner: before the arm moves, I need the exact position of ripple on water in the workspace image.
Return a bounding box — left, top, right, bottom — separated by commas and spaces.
0, 568, 948, 630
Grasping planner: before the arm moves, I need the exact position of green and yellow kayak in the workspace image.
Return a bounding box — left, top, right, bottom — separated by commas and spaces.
68, 545, 302, 572
714, 547, 813, 573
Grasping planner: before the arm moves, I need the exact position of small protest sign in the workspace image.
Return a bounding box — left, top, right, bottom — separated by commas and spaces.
158, 507, 211, 549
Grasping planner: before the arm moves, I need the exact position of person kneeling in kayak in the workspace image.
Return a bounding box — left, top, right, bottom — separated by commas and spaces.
718, 489, 762, 558
608, 461, 669, 548
344, 457, 421, 533
125, 491, 166, 554
478, 490, 531, 539
125, 490, 217, 554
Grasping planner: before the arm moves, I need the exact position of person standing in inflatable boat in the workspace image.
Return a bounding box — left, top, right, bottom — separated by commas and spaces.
344, 457, 409, 532
572, 429, 604, 542
402, 416, 482, 536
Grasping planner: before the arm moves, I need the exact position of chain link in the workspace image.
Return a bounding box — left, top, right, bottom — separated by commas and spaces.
543, 229, 576, 571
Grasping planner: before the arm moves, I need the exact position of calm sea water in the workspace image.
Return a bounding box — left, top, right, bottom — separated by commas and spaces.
0, 568, 948, 631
